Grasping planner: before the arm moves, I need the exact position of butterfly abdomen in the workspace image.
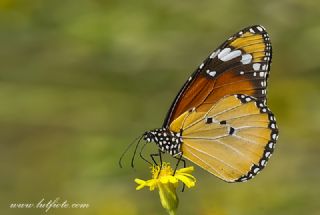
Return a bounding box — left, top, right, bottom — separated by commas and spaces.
144, 128, 182, 156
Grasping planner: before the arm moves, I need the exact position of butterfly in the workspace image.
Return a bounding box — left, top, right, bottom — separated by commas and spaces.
121, 25, 278, 183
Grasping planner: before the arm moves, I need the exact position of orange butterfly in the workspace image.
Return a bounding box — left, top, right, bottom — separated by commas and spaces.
123, 25, 278, 183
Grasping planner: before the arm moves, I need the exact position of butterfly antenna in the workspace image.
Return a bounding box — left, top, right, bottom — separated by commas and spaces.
119, 134, 143, 168
130, 135, 144, 168
139, 141, 153, 166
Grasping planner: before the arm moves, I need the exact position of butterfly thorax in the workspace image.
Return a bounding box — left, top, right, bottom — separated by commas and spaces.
143, 128, 182, 156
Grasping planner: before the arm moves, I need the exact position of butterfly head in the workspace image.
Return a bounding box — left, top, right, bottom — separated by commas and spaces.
143, 130, 156, 143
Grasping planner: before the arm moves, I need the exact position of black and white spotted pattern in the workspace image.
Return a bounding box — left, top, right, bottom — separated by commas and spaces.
144, 128, 183, 156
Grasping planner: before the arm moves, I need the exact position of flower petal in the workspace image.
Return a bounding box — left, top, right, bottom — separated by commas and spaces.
176, 166, 194, 174
135, 178, 147, 190
145, 179, 157, 190
175, 174, 196, 188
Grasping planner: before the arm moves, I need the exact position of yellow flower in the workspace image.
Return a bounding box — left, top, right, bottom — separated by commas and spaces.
135, 162, 196, 215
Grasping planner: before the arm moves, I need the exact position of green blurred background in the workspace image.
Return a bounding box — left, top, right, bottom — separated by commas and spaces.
0, 0, 319, 214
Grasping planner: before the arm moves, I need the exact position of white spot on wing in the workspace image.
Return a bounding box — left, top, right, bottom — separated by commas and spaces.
262, 64, 267, 70
220, 50, 242, 62
240, 54, 252, 64
272, 133, 277, 140
269, 142, 274, 148
257, 26, 263, 32
253, 63, 261, 71
210, 49, 220, 59
218, 48, 231, 59
266, 152, 271, 158
206, 69, 216, 77
199, 63, 204, 69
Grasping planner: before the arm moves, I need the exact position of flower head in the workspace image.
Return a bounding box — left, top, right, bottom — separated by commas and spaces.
135, 162, 196, 215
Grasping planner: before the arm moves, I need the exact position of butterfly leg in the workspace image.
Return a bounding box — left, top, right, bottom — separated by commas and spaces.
150, 153, 159, 165
173, 153, 186, 192
150, 149, 162, 166
139, 141, 153, 166
173, 153, 185, 174
150, 150, 163, 178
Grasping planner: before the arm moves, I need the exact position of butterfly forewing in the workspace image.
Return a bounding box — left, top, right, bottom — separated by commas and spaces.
163, 25, 272, 128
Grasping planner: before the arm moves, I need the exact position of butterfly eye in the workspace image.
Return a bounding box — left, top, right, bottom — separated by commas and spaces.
143, 132, 152, 142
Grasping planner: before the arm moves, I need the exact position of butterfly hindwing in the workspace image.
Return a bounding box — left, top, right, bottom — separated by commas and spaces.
163, 25, 272, 128
169, 94, 278, 182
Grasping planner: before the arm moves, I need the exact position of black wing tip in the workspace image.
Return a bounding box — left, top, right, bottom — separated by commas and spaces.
243, 24, 268, 32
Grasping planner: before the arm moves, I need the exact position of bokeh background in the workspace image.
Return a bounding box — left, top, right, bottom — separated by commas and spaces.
1, 0, 320, 214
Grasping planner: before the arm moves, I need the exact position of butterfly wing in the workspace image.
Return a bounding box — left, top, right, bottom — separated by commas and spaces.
163, 25, 272, 128
169, 94, 278, 182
